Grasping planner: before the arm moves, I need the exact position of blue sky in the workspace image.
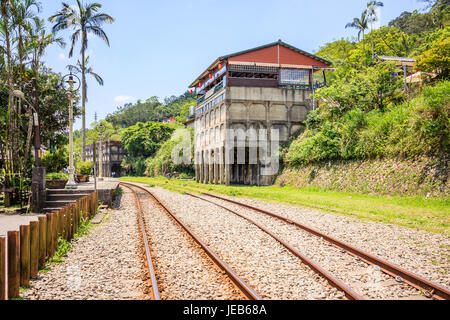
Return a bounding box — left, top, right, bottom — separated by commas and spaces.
40, 0, 426, 130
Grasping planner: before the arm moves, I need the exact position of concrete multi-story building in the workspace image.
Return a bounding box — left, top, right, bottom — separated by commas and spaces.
189, 40, 332, 186
85, 141, 127, 177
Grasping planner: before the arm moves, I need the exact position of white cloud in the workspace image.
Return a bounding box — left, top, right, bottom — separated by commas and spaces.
58, 53, 66, 60
114, 95, 135, 103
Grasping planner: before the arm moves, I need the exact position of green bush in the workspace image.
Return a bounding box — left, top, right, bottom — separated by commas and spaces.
42, 148, 68, 173
145, 128, 195, 177
46, 172, 69, 180
76, 161, 93, 175
122, 157, 147, 176
287, 80, 450, 167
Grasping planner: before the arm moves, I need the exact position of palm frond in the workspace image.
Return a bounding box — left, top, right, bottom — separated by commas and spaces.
86, 25, 110, 46
87, 69, 104, 86
69, 29, 81, 58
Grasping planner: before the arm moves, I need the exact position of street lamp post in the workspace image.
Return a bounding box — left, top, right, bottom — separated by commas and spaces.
98, 123, 104, 182
62, 73, 81, 190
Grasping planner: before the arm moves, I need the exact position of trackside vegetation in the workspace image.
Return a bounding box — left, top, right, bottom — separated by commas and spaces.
287, 80, 449, 166
119, 176, 450, 235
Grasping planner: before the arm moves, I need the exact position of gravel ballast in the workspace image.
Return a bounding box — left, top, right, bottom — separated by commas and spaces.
22, 191, 147, 300
21, 182, 449, 300
199, 192, 450, 291
136, 189, 245, 300
149, 187, 346, 300
198, 194, 426, 299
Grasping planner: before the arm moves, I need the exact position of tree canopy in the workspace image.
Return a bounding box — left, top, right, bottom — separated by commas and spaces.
106, 92, 196, 128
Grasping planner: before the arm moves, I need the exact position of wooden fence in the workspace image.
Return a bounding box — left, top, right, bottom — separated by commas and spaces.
0, 191, 98, 300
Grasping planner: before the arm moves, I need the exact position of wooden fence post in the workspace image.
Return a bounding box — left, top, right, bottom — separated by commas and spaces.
90, 195, 93, 217
30, 221, 39, 279
59, 210, 64, 238
7, 231, 20, 299
68, 205, 73, 241
64, 207, 69, 241
52, 213, 57, 254
74, 208, 79, 235
72, 204, 77, 237
46, 213, 52, 259
55, 211, 61, 238
0, 237, 6, 300
20, 225, 31, 287
84, 198, 88, 220
86, 197, 90, 218
38, 217, 47, 269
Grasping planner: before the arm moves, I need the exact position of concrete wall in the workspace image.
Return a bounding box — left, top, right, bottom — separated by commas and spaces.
194, 86, 313, 186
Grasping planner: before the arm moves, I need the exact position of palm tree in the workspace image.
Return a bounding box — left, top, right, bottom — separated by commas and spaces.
346, 9, 369, 66
27, 18, 66, 79
49, 0, 114, 161
67, 56, 104, 103
367, 1, 384, 59
1, 0, 16, 174
24, 18, 65, 163
11, 0, 41, 157
11, 0, 41, 81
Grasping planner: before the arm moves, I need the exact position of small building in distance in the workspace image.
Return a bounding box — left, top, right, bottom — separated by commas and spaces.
85, 141, 127, 177
189, 40, 333, 186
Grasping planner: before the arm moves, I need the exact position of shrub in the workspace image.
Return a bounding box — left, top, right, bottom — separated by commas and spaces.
287, 81, 450, 167
46, 172, 69, 180
416, 27, 450, 80
42, 148, 68, 173
76, 161, 93, 176
145, 128, 194, 177
121, 157, 147, 176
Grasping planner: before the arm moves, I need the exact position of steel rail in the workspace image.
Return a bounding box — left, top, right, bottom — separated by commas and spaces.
120, 183, 262, 301
122, 184, 161, 300
200, 192, 450, 300
186, 193, 363, 300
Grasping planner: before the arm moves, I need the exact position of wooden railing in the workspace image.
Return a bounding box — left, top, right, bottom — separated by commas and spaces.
0, 191, 99, 300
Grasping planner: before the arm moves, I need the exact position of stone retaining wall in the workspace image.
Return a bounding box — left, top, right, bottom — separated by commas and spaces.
277, 156, 449, 198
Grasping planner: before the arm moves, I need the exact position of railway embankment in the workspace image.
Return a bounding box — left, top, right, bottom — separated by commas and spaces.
277, 156, 448, 198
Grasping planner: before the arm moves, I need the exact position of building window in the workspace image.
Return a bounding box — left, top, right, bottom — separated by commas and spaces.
279, 69, 310, 86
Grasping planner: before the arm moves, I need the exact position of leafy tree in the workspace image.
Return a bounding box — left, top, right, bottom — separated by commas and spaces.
50, 0, 114, 161
314, 63, 405, 114
121, 122, 174, 159
145, 128, 195, 177
37, 69, 82, 149
389, 1, 449, 35
315, 38, 357, 66
24, 18, 65, 164
389, 10, 435, 34
346, 9, 369, 65
106, 92, 196, 128
287, 80, 449, 167
416, 26, 450, 79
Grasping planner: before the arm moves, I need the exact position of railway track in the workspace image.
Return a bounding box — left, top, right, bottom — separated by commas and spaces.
123, 182, 363, 300
184, 191, 450, 300
121, 183, 262, 300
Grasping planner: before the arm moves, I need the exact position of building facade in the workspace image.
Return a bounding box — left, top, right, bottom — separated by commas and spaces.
189, 40, 332, 186
85, 141, 127, 177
